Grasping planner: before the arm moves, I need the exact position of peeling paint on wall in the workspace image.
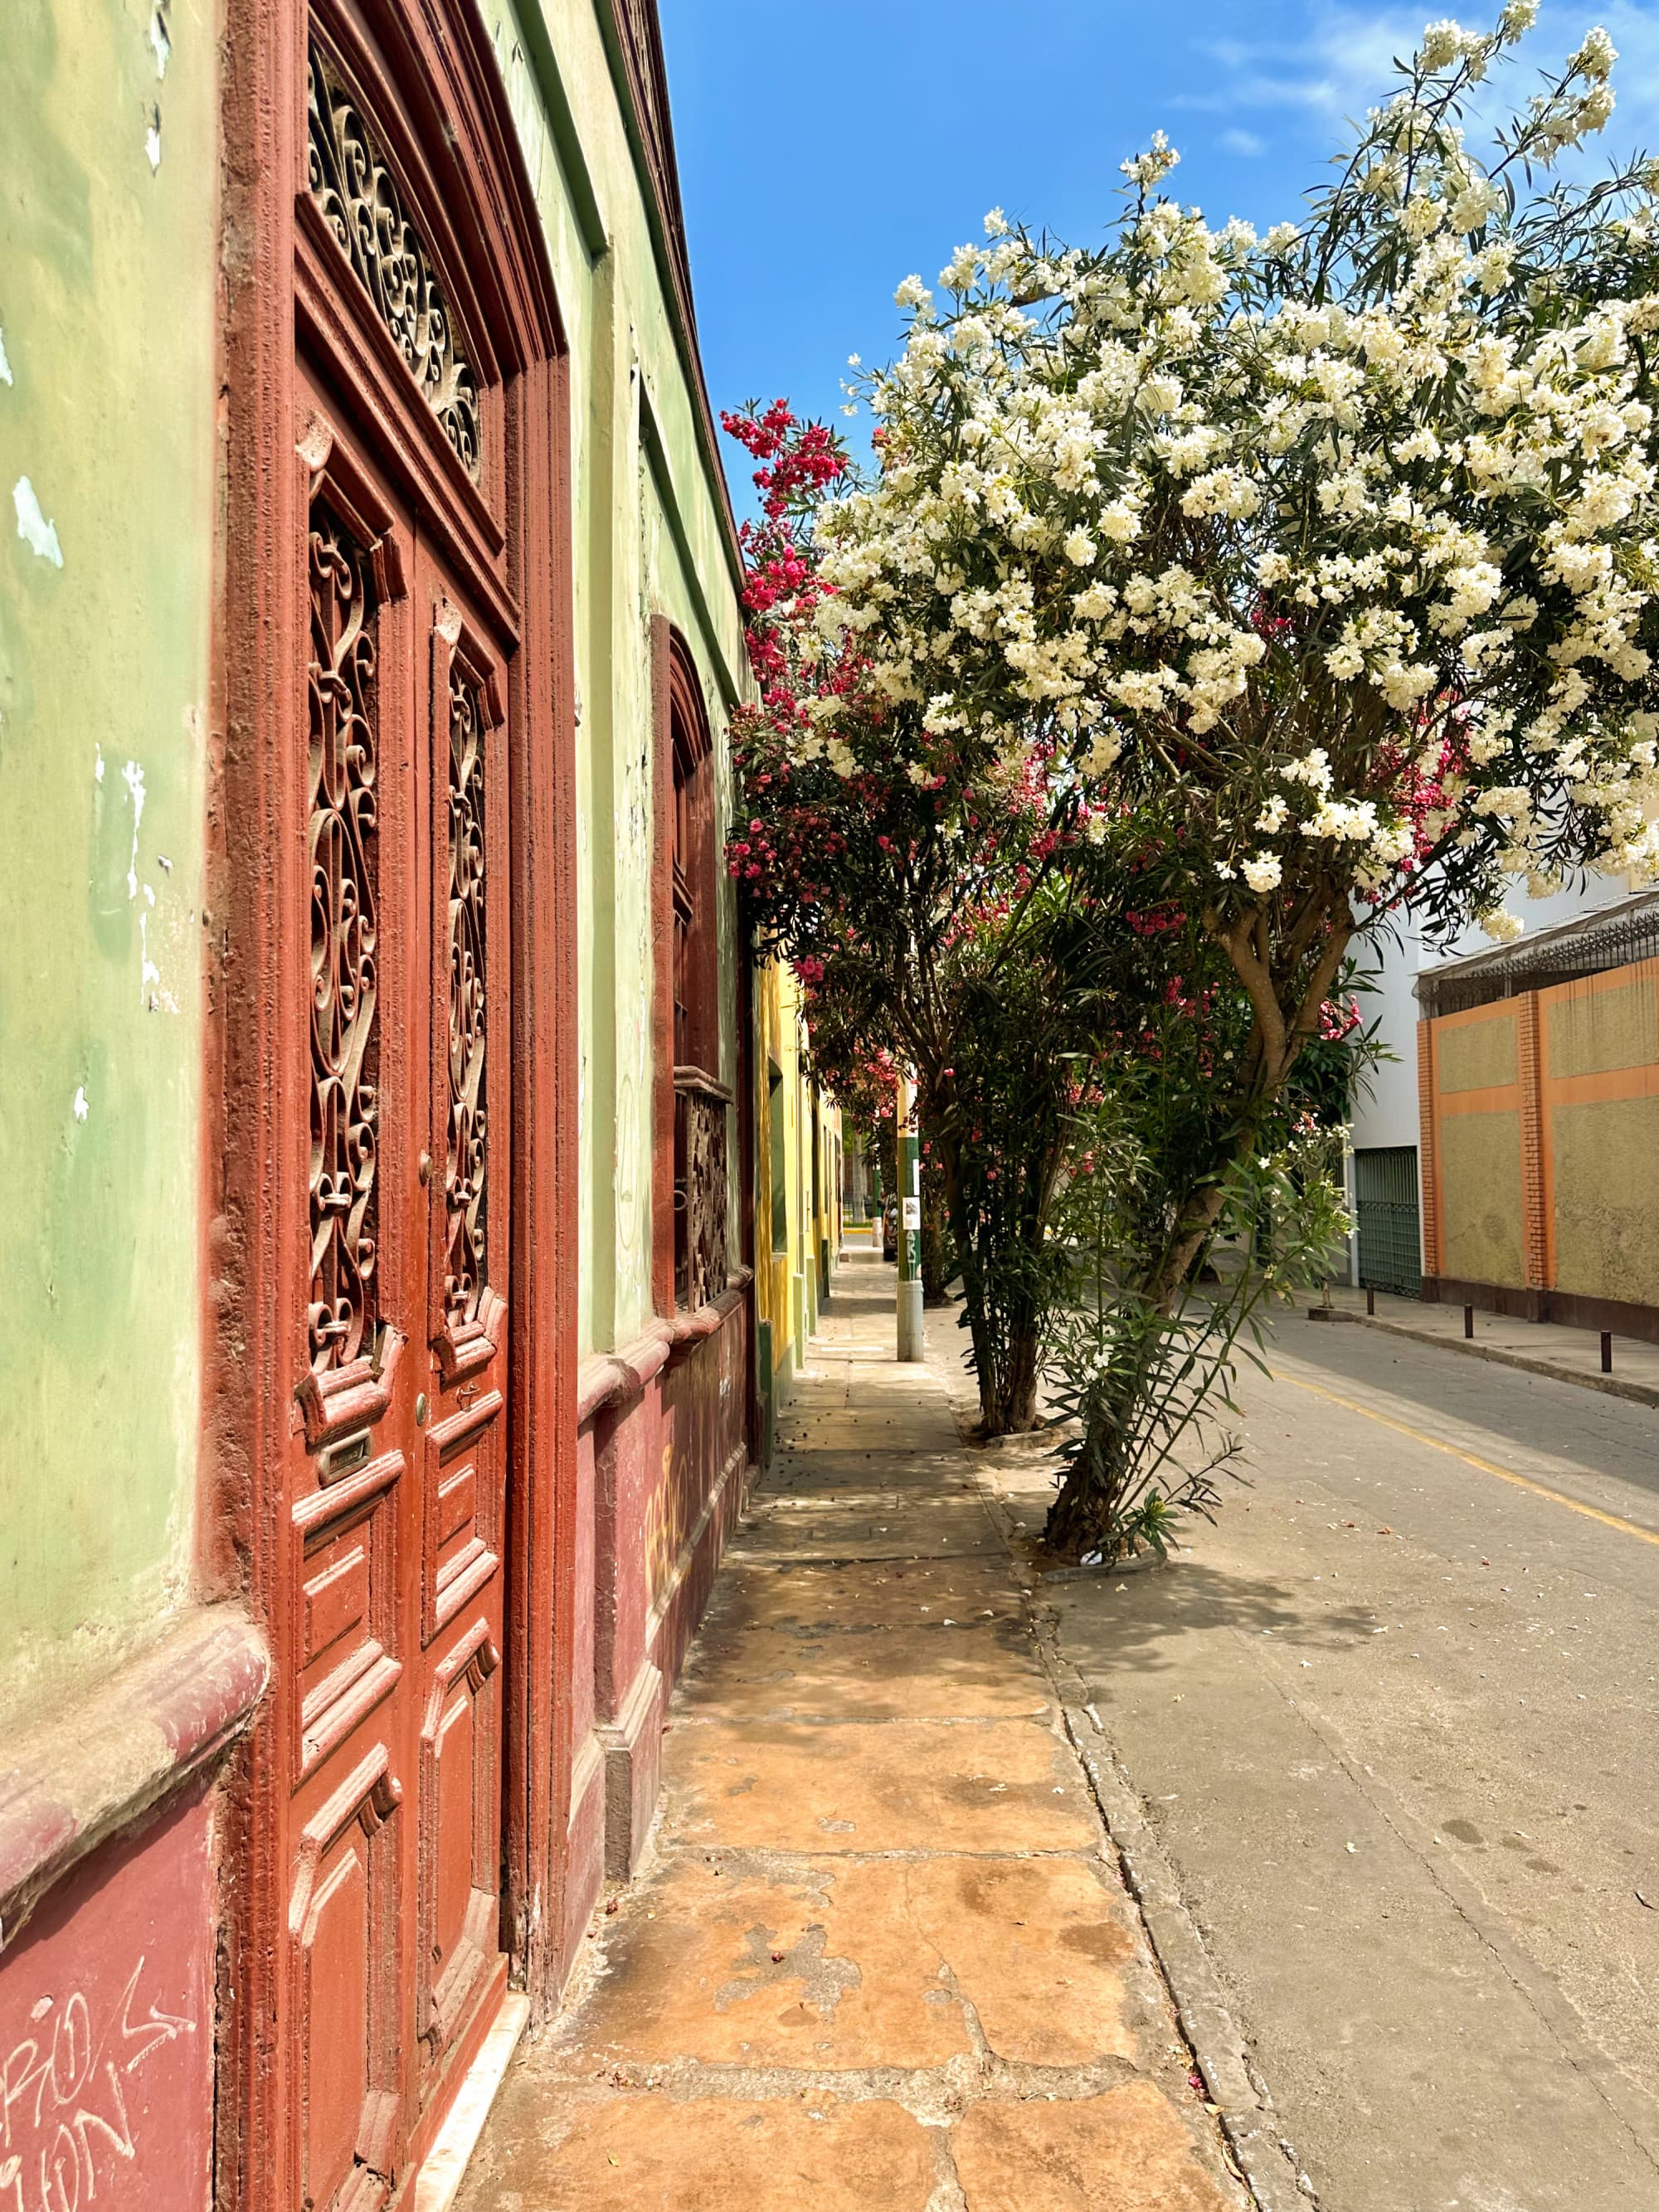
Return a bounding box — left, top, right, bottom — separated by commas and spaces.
12, 477, 64, 566
139, 909, 167, 1009
0, 325, 12, 386
145, 108, 163, 172
2, 0, 216, 1699
123, 759, 147, 898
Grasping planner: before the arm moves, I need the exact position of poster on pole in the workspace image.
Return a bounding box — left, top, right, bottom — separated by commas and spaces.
901, 1197, 921, 1229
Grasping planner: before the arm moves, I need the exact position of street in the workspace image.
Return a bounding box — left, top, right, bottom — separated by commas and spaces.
995, 1315, 1659, 2210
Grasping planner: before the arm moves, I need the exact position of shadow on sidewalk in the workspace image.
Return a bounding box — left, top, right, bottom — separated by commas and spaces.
449, 1254, 1252, 2212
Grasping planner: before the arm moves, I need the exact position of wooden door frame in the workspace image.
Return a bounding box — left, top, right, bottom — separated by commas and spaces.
208, 1, 577, 2203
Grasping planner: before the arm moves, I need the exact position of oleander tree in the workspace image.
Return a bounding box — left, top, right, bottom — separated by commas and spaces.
731, 7, 1659, 1542
812, 3, 1659, 1319
723, 404, 1131, 1430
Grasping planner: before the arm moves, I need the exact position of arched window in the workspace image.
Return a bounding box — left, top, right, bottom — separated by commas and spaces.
653, 620, 729, 1311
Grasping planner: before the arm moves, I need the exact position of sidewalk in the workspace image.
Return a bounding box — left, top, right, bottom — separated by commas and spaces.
1318, 1283, 1659, 1407
452, 1250, 1249, 2211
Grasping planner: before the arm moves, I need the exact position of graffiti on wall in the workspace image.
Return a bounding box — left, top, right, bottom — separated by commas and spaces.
0, 1791, 214, 2212
1, 1958, 195, 2210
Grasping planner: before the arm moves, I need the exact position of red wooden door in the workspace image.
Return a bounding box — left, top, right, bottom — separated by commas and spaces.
411, 545, 511, 2099
280, 44, 516, 2194
287, 417, 513, 2209
221, 6, 571, 2205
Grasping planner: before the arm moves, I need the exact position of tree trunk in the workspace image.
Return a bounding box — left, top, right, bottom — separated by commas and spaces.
995, 1324, 1042, 1433
920, 1179, 955, 1305
1042, 1352, 1144, 1555
933, 1127, 1048, 1436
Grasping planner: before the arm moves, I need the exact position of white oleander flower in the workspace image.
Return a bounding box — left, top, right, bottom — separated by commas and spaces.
1571, 27, 1617, 83
1243, 853, 1283, 893
1419, 20, 1467, 70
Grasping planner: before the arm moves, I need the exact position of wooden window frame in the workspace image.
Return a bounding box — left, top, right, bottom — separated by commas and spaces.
650, 619, 728, 1314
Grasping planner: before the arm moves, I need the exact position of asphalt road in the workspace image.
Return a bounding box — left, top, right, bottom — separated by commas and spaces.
1038, 1313, 1659, 2212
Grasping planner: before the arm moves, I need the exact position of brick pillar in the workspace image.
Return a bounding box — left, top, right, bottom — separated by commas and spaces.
1417, 1018, 1442, 1282
1516, 991, 1549, 1293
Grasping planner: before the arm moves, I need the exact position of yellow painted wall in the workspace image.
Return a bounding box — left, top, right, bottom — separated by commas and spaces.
1550, 1096, 1659, 1306
1438, 1110, 1525, 1287
1427, 957, 1659, 1310
752, 960, 838, 1417
1437, 1007, 1518, 1094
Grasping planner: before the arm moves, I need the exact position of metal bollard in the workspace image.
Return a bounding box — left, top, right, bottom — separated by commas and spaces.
1463, 1304, 1475, 1339
1602, 1331, 1613, 1374
1366, 1286, 1375, 1317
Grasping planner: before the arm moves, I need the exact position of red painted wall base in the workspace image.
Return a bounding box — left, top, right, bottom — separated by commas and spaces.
0, 1784, 217, 2212
563, 1289, 752, 1953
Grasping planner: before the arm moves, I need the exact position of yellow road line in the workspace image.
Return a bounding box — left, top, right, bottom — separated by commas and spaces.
1272, 1368, 1659, 1549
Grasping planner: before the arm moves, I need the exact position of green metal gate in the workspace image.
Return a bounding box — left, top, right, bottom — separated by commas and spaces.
1353, 1145, 1422, 1296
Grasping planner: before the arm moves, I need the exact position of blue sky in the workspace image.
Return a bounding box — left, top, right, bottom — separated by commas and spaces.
659, 1, 1659, 510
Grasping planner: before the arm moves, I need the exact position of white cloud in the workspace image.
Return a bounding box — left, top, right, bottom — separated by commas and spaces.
1220, 127, 1267, 155
1175, 3, 1659, 159
1174, 7, 1421, 119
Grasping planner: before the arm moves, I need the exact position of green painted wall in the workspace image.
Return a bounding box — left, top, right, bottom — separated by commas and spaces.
477, 0, 747, 1355
0, 0, 752, 1731
0, 0, 218, 1704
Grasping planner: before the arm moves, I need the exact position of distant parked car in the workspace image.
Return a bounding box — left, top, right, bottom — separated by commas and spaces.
882, 1196, 898, 1262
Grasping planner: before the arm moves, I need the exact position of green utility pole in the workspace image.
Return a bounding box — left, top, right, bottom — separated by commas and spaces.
897, 1071, 922, 1361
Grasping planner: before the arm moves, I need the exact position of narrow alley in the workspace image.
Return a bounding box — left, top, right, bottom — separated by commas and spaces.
451, 1249, 1248, 2211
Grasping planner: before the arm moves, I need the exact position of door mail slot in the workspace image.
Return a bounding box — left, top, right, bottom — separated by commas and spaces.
319, 1425, 373, 1485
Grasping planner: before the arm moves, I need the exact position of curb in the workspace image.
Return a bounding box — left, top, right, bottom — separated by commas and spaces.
970, 1468, 1317, 2212
1321, 1308, 1659, 1411
919, 1311, 1317, 2212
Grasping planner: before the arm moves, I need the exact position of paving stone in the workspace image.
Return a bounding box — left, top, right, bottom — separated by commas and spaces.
552, 1855, 973, 2069
663, 1717, 1099, 1852
474, 2093, 936, 2210
735, 1494, 1001, 1561
890, 1855, 1146, 2066
951, 2083, 1236, 2211
698, 1558, 1024, 1636
765, 1449, 975, 1493
679, 1566, 1049, 1721
453, 1258, 1246, 2212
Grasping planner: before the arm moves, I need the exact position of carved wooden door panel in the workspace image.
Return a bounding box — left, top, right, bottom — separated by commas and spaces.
289, 420, 421, 2212
285, 421, 513, 2212
280, 31, 513, 2204
411, 547, 511, 2103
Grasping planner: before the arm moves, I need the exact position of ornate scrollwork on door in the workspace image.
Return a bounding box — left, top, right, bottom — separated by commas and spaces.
444, 664, 489, 1325
308, 503, 382, 1372
305, 44, 481, 477
674, 1078, 729, 1312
